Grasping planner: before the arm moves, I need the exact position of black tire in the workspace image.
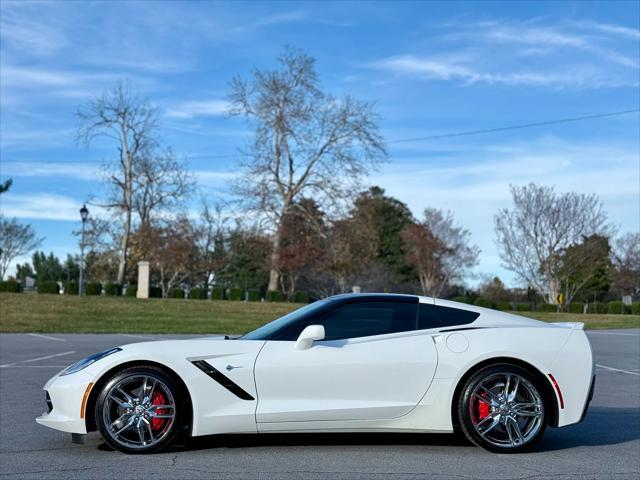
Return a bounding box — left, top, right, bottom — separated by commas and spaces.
457, 364, 548, 453
95, 366, 186, 454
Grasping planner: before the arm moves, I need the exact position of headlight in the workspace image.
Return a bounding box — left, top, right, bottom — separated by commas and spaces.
60, 347, 122, 376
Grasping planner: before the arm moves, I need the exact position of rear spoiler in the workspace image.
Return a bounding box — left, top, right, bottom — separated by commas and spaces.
551, 322, 585, 330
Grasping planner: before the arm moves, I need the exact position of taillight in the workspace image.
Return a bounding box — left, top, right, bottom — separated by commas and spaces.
548, 373, 565, 409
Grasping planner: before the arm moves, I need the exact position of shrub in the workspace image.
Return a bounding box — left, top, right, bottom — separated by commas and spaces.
632, 303, 640, 315
537, 303, 558, 313
85, 282, 102, 296
266, 290, 286, 302
37, 281, 59, 294
586, 301, 607, 314
607, 301, 624, 315
0, 280, 22, 293
65, 282, 79, 295
149, 286, 163, 298
125, 285, 137, 297
168, 288, 185, 299
515, 303, 531, 312
247, 289, 261, 301
473, 297, 496, 309
104, 283, 121, 296
568, 302, 584, 314
228, 288, 243, 301
292, 291, 310, 303
495, 301, 511, 311
451, 296, 472, 304
211, 287, 225, 300
188, 288, 207, 300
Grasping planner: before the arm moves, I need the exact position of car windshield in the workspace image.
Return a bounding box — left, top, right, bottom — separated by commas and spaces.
240, 299, 330, 340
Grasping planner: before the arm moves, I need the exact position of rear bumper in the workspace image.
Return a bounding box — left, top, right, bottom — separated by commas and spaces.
549, 329, 594, 427
580, 375, 596, 422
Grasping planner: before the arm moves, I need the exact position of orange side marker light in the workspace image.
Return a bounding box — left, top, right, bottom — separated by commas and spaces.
80, 382, 94, 419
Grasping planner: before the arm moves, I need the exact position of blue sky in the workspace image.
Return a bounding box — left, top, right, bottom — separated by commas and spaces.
1, 0, 639, 286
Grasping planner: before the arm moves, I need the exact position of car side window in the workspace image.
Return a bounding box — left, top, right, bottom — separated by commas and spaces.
418, 304, 479, 330
317, 301, 418, 341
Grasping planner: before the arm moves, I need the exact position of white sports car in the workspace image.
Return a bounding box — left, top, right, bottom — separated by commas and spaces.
36, 294, 595, 454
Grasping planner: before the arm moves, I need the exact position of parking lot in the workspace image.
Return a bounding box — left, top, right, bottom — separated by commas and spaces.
0, 330, 638, 480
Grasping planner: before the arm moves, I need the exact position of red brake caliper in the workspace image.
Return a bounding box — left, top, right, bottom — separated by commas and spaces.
473, 393, 491, 422
151, 390, 168, 432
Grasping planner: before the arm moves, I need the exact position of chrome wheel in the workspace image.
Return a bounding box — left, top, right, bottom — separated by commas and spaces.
469, 372, 544, 449
101, 375, 176, 450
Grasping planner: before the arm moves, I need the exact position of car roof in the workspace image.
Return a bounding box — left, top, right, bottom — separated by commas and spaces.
327, 292, 435, 303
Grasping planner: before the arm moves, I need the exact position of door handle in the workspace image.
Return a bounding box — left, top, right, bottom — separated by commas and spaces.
226, 365, 242, 371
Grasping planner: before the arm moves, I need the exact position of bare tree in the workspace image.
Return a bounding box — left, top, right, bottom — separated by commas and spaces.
611, 232, 640, 297
402, 208, 479, 297
197, 201, 230, 288
72, 217, 119, 282
0, 217, 43, 280
277, 199, 326, 297
229, 47, 386, 292
132, 149, 194, 228
494, 183, 611, 303
77, 81, 159, 285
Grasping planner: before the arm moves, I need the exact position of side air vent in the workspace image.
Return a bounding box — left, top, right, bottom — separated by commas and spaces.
45, 391, 53, 413
191, 360, 255, 401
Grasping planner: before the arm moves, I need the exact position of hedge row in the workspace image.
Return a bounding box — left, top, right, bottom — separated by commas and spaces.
0, 280, 22, 293
37, 281, 59, 294
84, 282, 100, 296
169, 288, 185, 299
458, 296, 639, 315
65, 282, 79, 295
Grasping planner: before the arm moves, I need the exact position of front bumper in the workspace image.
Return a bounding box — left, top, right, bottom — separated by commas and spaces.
35, 370, 93, 434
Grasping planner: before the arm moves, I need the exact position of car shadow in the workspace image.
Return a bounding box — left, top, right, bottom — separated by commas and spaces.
537, 406, 640, 452
97, 405, 639, 453
177, 431, 470, 452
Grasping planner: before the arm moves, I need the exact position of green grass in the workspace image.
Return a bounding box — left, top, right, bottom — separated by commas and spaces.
0, 293, 299, 334
517, 311, 640, 330
0, 293, 638, 333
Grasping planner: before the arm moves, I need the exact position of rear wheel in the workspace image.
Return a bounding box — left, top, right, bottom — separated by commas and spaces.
457, 364, 547, 453
95, 366, 184, 454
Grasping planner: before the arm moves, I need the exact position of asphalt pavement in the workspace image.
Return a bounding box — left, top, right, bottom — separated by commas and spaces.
0, 330, 638, 480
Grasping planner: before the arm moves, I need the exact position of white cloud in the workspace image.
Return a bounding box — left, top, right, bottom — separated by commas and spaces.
194, 170, 236, 185
253, 11, 307, 28
0, 162, 100, 181
370, 19, 639, 89
572, 20, 640, 40
165, 100, 230, 119
371, 55, 626, 88
373, 137, 639, 286
0, 2, 69, 56
0, 126, 76, 149
0, 193, 107, 221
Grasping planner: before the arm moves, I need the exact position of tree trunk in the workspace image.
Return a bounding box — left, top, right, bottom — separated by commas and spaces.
116, 206, 132, 285
546, 275, 560, 305
267, 223, 283, 292
116, 128, 134, 286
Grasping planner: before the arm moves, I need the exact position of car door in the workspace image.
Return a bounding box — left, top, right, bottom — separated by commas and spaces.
253, 298, 438, 424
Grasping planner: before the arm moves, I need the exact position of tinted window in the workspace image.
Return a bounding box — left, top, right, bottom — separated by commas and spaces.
241, 300, 330, 340
418, 304, 479, 330
318, 301, 417, 340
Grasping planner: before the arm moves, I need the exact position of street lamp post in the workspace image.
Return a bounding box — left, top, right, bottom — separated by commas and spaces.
79, 204, 89, 296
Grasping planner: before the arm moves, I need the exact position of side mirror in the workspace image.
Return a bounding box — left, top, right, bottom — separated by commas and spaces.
295, 325, 325, 350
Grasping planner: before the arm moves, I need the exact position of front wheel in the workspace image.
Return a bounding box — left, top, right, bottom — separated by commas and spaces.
457, 364, 547, 453
95, 366, 184, 454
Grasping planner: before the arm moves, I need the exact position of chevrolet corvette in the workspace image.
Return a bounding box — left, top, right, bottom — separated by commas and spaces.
36, 293, 595, 453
